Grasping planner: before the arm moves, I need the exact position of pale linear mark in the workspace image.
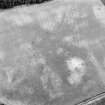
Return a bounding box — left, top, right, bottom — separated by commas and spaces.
93, 5, 105, 26
86, 44, 105, 85
64, 5, 87, 25
0, 97, 26, 105
6, 13, 33, 26
40, 66, 63, 99
38, 6, 65, 31
77, 36, 105, 85
0, 50, 5, 61
56, 47, 64, 55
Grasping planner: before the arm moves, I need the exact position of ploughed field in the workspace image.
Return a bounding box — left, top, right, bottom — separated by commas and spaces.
0, 0, 105, 105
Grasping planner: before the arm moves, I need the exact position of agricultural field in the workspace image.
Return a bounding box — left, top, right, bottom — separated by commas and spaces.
0, 0, 105, 105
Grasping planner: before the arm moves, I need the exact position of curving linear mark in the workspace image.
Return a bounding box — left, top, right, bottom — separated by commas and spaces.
78, 38, 105, 86
93, 5, 105, 26
87, 47, 105, 85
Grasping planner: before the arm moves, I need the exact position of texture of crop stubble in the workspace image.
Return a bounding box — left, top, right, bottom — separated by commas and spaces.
0, 0, 105, 105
